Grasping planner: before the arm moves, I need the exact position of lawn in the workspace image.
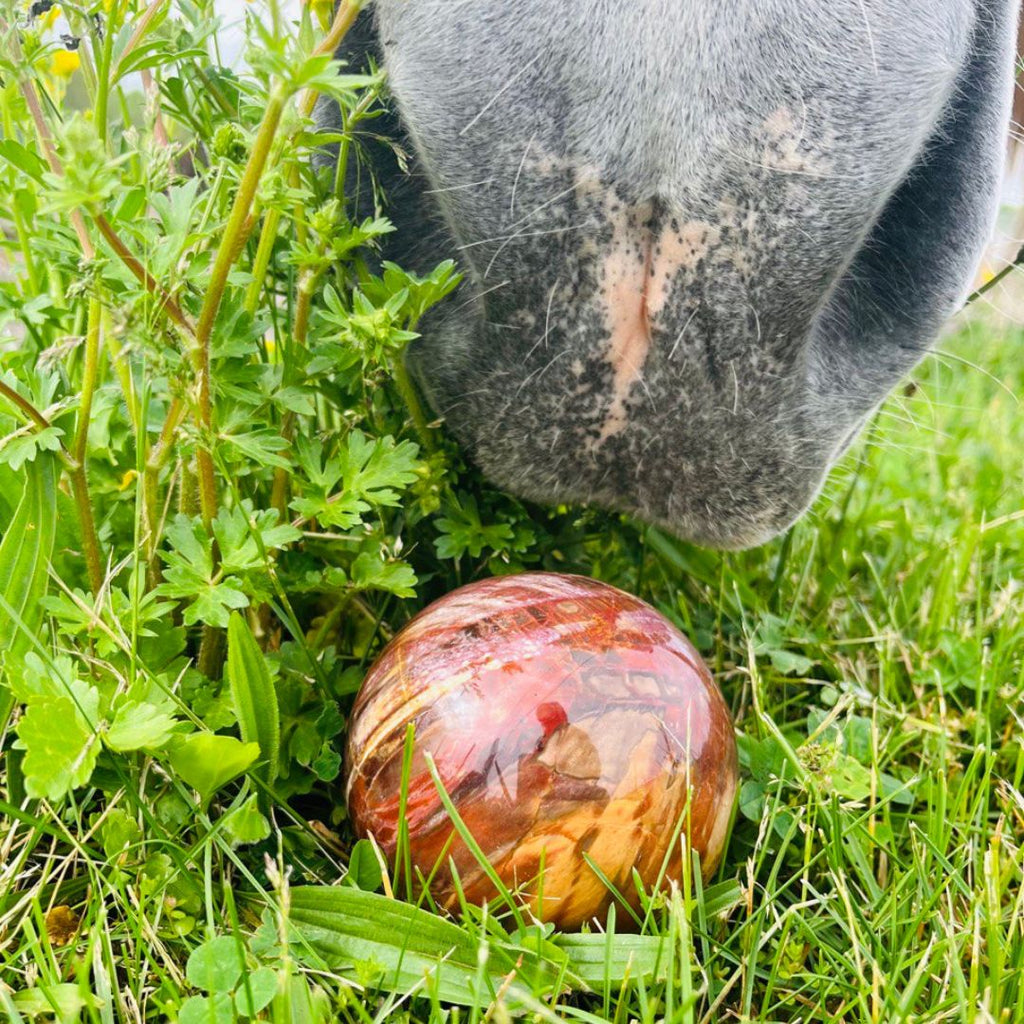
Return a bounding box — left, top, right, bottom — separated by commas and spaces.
0, 2, 1022, 1022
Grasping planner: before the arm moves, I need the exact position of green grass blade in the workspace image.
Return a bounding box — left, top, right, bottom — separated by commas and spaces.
423, 752, 526, 932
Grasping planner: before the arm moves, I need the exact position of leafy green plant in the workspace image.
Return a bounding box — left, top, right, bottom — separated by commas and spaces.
0, 1, 1021, 1021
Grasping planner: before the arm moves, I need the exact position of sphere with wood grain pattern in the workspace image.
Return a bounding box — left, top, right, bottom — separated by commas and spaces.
345, 572, 737, 929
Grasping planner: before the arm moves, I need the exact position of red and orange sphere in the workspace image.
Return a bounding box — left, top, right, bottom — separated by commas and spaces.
346, 572, 737, 930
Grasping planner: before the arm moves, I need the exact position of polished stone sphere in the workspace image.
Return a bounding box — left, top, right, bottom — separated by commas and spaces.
345, 572, 737, 929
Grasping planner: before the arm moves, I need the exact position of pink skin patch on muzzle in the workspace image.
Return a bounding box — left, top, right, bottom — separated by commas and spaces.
594, 198, 717, 443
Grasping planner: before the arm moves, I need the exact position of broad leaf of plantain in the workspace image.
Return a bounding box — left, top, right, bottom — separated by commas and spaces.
286, 886, 546, 1007
0, 454, 58, 728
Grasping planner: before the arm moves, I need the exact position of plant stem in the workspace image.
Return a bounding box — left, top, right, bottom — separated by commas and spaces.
8, 202, 41, 296
143, 460, 163, 589
0, 381, 55, 436
965, 245, 1024, 307
103, 316, 140, 436
192, 86, 289, 530
188, 0, 364, 664
94, 0, 120, 147
310, 1, 365, 68
112, 0, 169, 82
70, 465, 104, 595
244, 207, 283, 314
94, 215, 196, 335
309, 594, 354, 650
179, 458, 198, 517
73, 296, 103, 469
392, 354, 436, 452
18, 78, 95, 260
197, 627, 224, 680
70, 294, 105, 597
194, 89, 289, 346
147, 398, 187, 474
269, 265, 324, 515
245, 0, 366, 312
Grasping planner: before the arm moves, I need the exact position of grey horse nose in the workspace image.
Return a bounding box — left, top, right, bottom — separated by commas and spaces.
326, 0, 1018, 546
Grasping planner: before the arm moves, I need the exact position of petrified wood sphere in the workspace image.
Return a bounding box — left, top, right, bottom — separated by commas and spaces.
345, 572, 737, 929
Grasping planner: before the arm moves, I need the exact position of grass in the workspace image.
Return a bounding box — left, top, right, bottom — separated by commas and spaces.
0, 1, 1022, 1021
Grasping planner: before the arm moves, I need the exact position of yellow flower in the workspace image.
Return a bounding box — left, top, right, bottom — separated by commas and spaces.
49, 48, 80, 78
118, 470, 138, 492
